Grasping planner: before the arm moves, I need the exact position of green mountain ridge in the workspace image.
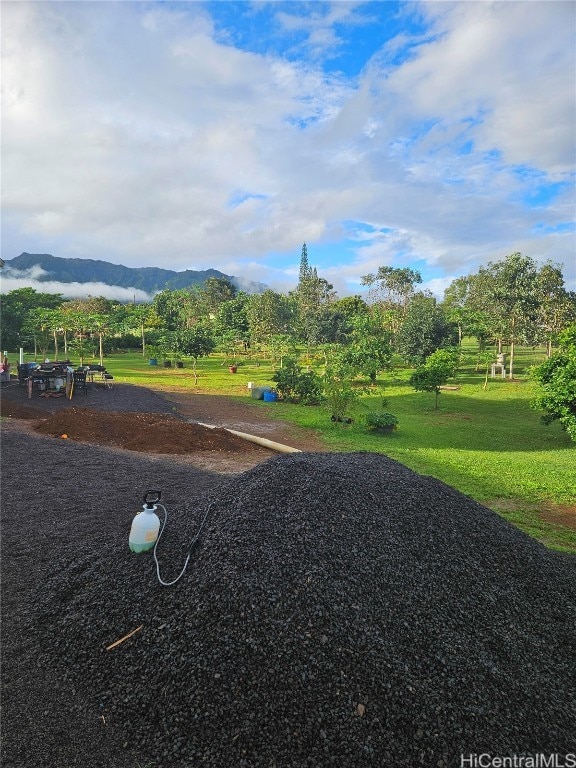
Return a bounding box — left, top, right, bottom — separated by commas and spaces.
4, 252, 265, 295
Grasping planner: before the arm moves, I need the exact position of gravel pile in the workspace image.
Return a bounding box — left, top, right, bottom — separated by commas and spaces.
30, 451, 574, 767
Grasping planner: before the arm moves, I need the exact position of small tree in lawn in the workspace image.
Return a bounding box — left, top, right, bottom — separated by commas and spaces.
409, 348, 460, 409
174, 326, 216, 384
322, 358, 361, 423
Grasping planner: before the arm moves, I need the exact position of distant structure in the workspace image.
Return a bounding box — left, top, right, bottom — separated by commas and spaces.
491, 352, 506, 379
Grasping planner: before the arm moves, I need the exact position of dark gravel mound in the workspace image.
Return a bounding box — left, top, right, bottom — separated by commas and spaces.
34, 452, 575, 767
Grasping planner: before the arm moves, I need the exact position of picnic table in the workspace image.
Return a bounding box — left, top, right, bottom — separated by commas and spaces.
19, 362, 114, 398
28, 364, 73, 398
82, 365, 114, 388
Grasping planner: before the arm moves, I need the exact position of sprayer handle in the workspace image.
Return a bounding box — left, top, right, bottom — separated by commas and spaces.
144, 489, 162, 506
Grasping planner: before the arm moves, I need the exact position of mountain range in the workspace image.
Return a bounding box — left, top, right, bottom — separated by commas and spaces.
3, 252, 266, 296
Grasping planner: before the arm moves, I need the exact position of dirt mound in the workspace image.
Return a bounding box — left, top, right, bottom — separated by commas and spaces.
33, 408, 261, 453
0, 398, 46, 419
36, 452, 575, 767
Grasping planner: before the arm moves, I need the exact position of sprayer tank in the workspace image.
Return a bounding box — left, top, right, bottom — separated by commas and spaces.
129, 505, 160, 553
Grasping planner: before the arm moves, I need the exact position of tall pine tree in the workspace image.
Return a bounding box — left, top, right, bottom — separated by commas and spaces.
299, 243, 312, 282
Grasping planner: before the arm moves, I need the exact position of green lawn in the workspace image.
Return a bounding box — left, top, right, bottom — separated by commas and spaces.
15, 346, 575, 552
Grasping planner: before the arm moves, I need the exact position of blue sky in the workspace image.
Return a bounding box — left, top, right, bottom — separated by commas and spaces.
2, 0, 575, 300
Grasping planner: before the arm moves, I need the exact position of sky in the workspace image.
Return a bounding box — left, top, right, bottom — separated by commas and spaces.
1, 0, 575, 301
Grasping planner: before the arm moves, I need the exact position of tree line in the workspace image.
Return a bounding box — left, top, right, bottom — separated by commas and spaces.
2, 249, 573, 375
2, 248, 575, 438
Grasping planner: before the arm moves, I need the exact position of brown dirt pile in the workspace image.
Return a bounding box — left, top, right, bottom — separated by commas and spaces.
33, 408, 258, 454
0, 399, 46, 420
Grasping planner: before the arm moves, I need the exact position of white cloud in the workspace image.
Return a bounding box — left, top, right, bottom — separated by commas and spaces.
0, 270, 152, 302
381, 1, 575, 174
1, 0, 574, 297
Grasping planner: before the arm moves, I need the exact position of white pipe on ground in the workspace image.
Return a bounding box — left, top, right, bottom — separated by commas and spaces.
195, 422, 302, 454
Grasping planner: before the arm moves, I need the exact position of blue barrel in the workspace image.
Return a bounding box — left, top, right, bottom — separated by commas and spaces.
263, 391, 278, 402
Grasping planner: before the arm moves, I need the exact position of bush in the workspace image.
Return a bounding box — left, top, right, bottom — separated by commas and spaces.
364, 412, 399, 431
272, 357, 324, 405
323, 372, 361, 422
531, 325, 576, 441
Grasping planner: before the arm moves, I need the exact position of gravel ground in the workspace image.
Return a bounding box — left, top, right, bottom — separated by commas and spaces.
0, 378, 179, 417
1, 427, 232, 768
2, 435, 574, 767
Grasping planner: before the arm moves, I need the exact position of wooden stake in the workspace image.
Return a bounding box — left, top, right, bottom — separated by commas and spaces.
106, 625, 143, 651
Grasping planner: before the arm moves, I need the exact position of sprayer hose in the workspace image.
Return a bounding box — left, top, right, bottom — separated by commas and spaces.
153, 502, 214, 587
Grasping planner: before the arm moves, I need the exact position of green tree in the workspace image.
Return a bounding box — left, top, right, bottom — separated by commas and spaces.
532, 325, 576, 441
0, 287, 63, 351
330, 295, 369, 322
21, 308, 56, 360
409, 348, 460, 409
292, 244, 337, 353
90, 312, 122, 366
534, 263, 576, 357
117, 303, 163, 357
268, 333, 297, 367
472, 253, 540, 379
361, 266, 422, 339
246, 290, 296, 350
298, 242, 311, 282
200, 277, 237, 316
213, 293, 250, 354
337, 314, 393, 382
397, 294, 457, 364
173, 325, 216, 383
153, 288, 201, 330
61, 298, 120, 365
298, 306, 350, 347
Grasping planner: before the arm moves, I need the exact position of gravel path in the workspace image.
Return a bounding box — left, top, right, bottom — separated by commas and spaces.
2, 432, 574, 766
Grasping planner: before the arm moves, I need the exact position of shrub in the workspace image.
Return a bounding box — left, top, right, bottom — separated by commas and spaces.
531, 324, 576, 441
272, 357, 324, 405
364, 412, 399, 430
323, 374, 360, 422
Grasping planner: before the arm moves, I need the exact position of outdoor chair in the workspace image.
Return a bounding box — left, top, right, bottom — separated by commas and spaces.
17, 364, 27, 386
72, 370, 88, 396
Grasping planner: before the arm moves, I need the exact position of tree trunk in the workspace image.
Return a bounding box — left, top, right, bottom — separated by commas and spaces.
508, 317, 515, 380
99, 333, 104, 367
53, 330, 59, 360
508, 340, 515, 379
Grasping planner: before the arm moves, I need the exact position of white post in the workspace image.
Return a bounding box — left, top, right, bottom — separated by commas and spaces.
19, 347, 24, 364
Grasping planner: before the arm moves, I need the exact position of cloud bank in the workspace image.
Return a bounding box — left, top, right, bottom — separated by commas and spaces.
1, 1, 574, 295
1, 264, 152, 302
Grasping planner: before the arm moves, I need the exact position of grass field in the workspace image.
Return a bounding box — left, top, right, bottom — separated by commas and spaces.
15, 344, 575, 552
